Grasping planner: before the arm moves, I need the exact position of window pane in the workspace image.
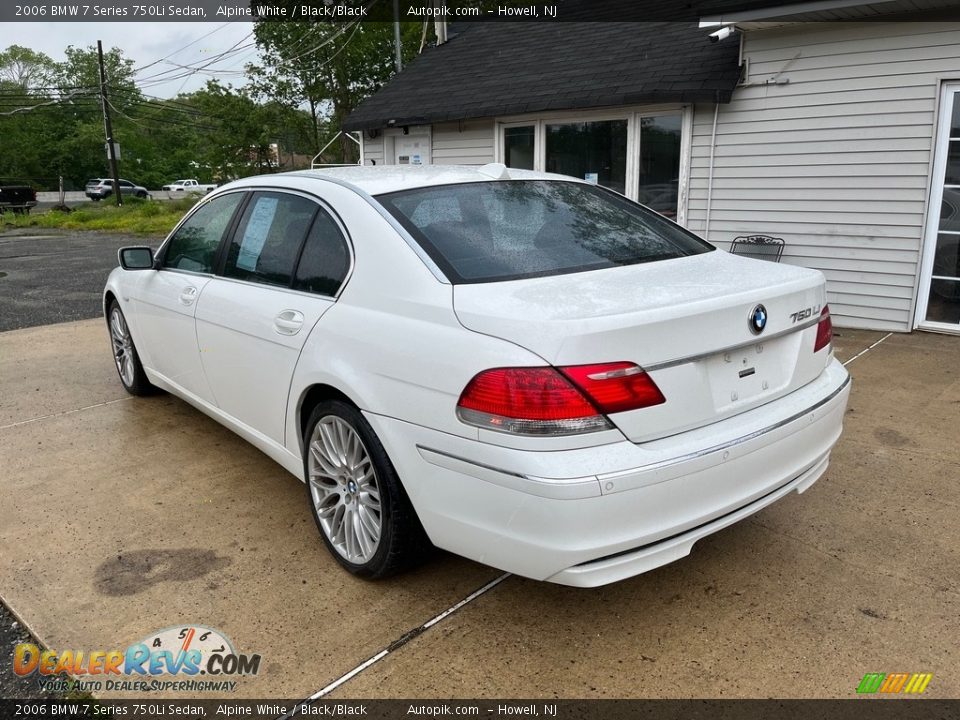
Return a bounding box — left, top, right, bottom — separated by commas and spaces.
638, 114, 682, 219
224, 192, 318, 287
939, 187, 960, 232
293, 210, 350, 296
162, 192, 243, 273
925, 279, 960, 323
545, 120, 627, 194
934, 232, 960, 280
927, 232, 960, 323
378, 180, 713, 284
951, 95, 960, 138
944, 141, 960, 186
504, 126, 535, 170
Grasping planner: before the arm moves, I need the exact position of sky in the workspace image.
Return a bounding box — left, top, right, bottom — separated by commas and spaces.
11, 22, 256, 97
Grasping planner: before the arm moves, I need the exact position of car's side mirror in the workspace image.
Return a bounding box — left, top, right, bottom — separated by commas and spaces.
118, 246, 155, 270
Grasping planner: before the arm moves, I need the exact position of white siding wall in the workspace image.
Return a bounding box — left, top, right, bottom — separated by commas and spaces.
362, 134, 384, 165
687, 21, 960, 331
362, 120, 494, 166
431, 119, 496, 165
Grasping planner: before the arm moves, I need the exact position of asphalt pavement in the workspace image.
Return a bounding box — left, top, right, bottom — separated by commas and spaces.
0, 229, 164, 331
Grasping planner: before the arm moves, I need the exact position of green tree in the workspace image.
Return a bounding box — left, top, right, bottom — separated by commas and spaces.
188, 81, 278, 180
247, 15, 421, 161
0, 45, 56, 90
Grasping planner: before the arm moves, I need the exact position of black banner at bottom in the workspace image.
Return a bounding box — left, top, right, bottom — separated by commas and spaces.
1, 699, 958, 720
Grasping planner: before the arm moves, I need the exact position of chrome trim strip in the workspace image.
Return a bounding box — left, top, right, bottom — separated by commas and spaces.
597, 374, 850, 482
416, 373, 850, 487
644, 315, 822, 372
416, 445, 528, 480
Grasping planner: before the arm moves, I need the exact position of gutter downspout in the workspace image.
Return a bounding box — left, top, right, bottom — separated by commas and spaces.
704, 95, 720, 242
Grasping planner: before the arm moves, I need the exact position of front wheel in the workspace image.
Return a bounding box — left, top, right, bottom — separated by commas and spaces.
303, 400, 430, 578
107, 301, 155, 396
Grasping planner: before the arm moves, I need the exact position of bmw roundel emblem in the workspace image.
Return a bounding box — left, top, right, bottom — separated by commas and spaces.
749, 304, 768, 335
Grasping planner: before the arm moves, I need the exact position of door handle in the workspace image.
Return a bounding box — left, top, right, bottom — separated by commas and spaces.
274, 309, 304, 336
179, 286, 198, 306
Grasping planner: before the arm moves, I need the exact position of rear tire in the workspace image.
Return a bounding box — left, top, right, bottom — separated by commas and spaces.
303, 400, 430, 579
107, 300, 155, 396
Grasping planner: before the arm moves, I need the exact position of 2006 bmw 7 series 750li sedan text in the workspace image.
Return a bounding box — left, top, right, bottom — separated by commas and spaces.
103, 164, 850, 587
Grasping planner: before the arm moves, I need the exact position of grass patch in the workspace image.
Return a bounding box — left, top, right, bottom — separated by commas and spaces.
3, 197, 198, 235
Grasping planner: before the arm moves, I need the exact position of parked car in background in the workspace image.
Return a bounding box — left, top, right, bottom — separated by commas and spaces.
103, 164, 850, 587
0, 180, 37, 214
85, 178, 150, 200
162, 179, 217, 194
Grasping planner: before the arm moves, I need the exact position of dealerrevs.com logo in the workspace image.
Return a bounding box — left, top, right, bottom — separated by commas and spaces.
857, 673, 933, 695
13, 625, 261, 694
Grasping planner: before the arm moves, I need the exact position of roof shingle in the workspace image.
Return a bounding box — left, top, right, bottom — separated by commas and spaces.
343, 23, 741, 131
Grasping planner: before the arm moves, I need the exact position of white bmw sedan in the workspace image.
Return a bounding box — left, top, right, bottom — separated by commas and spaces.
103, 164, 850, 587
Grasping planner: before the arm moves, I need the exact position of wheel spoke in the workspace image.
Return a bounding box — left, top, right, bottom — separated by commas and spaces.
357, 504, 381, 542
353, 511, 372, 558
328, 504, 346, 546
318, 423, 343, 469
310, 442, 340, 478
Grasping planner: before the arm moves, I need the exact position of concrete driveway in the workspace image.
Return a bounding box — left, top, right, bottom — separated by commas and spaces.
0, 320, 957, 700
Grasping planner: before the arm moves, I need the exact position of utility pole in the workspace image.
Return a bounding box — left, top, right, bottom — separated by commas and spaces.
393, 0, 402, 72
97, 40, 122, 206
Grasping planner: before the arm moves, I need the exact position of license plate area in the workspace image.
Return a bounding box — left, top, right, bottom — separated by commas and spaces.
704, 334, 796, 412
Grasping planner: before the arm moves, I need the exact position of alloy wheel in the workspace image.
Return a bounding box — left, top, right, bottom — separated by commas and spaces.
307, 415, 383, 564
109, 308, 135, 387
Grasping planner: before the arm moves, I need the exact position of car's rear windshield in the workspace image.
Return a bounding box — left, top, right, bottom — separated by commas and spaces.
377, 180, 713, 284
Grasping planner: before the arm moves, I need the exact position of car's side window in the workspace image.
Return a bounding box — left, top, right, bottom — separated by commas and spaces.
292, 209, 350, 296
223, 192, 318, 288
162, 192, 244, 273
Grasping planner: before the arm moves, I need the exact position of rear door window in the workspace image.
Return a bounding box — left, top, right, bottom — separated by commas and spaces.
223, 191, 318, 288
378, 180, 713, 283
292, 209, 350, 296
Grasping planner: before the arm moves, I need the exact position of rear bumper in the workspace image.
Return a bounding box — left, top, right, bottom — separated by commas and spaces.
366, 358, 850, 587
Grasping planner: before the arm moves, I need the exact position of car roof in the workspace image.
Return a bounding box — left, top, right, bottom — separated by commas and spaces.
226, 164, 587, 197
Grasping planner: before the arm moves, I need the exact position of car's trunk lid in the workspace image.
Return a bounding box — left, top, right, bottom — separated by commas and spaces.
452, 251, 831, 443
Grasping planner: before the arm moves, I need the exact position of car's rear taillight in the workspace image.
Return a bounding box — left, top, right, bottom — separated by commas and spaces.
559, 362, 666, 414
814, 305, 832, 353
456, 362, 664, 436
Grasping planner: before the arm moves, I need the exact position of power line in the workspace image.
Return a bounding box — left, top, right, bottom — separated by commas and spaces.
133, 32, 255, 87
106, 96, 218, 132
0, 89, 96, 116
131, 22, 233, 75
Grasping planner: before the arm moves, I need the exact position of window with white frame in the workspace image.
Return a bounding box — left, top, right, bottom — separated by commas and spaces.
497, 108, 691, 224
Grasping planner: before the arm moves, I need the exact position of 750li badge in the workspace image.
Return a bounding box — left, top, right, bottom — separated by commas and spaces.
789, 304, 823, 324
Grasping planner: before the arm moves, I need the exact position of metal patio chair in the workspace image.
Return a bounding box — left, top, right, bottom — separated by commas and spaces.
729, 235, 785, 263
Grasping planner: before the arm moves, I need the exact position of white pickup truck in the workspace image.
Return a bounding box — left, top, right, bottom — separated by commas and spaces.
161, 179, 217, 194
